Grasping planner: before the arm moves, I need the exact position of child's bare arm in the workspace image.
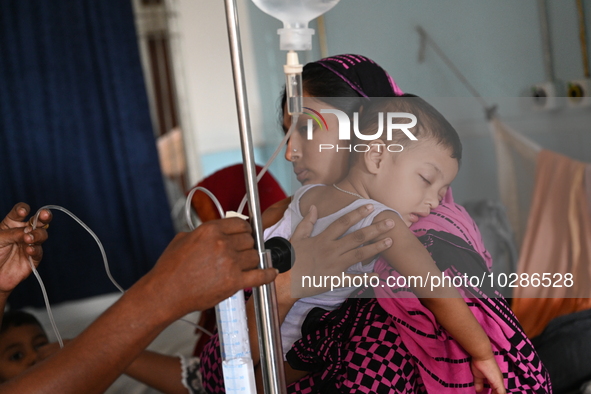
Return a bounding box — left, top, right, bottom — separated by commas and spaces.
372, 212, 459, 298
374, 211, 505, 393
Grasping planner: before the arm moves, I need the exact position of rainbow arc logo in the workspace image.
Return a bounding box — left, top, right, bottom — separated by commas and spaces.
303, 107, 329, 130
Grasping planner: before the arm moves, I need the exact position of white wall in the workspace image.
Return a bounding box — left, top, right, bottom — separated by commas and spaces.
167, 0, 265, 185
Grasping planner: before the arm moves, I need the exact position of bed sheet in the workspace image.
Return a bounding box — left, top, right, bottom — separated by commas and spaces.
23, 292, 201, 394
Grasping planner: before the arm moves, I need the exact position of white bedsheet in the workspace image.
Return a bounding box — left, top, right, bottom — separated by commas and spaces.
24, 292, 201, 394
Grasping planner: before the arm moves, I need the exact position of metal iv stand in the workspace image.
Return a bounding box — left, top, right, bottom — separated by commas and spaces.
223, 1, 287, 393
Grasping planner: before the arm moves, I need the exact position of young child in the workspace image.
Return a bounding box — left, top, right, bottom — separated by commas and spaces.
264, 95, 506, 393
0, 310, 49, 383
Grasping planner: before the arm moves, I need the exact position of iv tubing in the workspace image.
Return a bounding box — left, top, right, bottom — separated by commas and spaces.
30, 205, 213, 347
33, 205, 124, 293
231, 51, 305, 216
27, 257, 63, 348
185, 187, 226, 230
235, 50, 303, 215
284, 51, 303, 115
237, 113, 299, 215
29, 204, 126, 348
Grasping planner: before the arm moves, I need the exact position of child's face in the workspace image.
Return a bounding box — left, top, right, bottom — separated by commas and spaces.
0, 324, 48, 382
372, 138, 458, 227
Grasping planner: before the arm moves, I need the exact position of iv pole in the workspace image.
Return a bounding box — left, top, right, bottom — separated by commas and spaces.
223, 1, 287, 393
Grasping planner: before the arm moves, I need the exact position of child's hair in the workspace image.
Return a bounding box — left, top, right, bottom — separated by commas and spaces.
0, 311, 45, 335
354, 94, 462, 165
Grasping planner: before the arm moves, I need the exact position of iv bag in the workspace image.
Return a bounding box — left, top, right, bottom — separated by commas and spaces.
252, 0, 340, 50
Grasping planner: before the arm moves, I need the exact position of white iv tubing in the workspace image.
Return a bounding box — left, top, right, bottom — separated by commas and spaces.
29, 204, 214, 349
185, 187, 226, 230
28, 205, 126, 348
185, 113, 299, 221
27, 259, 63, 348
236, 113, 299, 215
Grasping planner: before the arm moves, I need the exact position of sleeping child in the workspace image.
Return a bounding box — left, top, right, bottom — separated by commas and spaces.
264, 95, 506, 393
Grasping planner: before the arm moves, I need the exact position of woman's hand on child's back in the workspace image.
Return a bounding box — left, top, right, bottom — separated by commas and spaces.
471, 356, 506, 394
287, 204, 394, 298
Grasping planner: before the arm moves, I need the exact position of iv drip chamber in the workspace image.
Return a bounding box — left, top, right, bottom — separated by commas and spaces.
252, 0, 340, 50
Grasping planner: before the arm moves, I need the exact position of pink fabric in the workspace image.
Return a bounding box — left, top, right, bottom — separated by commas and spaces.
372, 188, 550, 393
315, 54, 403, 98
411, 188, 493, 270
387, 74, 404, 96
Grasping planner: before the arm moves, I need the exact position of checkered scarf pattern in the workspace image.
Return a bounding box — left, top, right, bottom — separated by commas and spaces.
286, 290, 550, 393
284, 232, 551, 393
199, 246, 550, 393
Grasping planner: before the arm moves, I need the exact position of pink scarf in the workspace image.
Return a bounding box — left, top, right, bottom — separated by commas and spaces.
373, 188, 550, 393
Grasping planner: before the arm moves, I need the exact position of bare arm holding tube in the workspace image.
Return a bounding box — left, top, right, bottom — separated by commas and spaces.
0, 202, 392, 393
0, 218, 277, 394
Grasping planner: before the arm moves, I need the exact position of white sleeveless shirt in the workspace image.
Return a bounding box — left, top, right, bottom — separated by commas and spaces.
263, 184, 399, 358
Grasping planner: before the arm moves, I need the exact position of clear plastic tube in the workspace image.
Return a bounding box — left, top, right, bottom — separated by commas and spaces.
33, 205, 125, 293
184, 187, 226, 231
284, 50, 303, 115
29, 205, 214, 345
29, 205, 125, 348
236, 113, 299, 216
27, 257, 63, 347
286, 72, 303, 115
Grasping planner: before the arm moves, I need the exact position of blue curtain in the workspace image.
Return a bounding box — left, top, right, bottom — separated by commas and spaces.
0, 0, 175, 307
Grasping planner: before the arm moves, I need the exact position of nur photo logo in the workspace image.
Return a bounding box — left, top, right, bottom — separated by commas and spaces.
306, 107, 418, 152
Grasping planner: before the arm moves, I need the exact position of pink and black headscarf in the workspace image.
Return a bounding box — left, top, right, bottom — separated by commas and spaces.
312, 54, 404, 97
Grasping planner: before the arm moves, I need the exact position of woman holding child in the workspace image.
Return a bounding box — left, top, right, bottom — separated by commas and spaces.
198, 55, 551, 393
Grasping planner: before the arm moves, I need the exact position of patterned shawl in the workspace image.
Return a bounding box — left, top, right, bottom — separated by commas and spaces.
199, 190, 551, 393
285, 189, 551, 393
312, 54, 403, 97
